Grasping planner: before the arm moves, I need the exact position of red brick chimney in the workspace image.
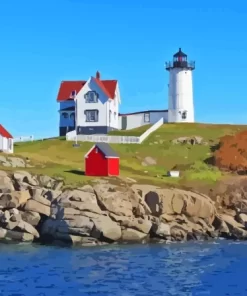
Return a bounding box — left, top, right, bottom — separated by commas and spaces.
96, 71, 100, 80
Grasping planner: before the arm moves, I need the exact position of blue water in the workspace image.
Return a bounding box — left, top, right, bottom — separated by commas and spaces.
0, 240, 246, 296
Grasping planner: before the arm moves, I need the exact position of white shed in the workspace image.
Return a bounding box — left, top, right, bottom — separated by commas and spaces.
0, 125, 13, 153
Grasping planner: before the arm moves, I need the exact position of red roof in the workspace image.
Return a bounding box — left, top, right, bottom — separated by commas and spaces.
0, 125, 13, 139
57, 81, 86, 102
56, 73, 118, 102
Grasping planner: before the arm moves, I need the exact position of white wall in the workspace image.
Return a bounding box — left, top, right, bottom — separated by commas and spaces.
76, 78, 107, 127
0, 135, 13, 153
107, 83, 119, 130
118, 111, 168, 130
168, 68, 194, 123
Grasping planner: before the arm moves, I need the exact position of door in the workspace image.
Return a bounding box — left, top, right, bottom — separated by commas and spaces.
121, 116, 127, 130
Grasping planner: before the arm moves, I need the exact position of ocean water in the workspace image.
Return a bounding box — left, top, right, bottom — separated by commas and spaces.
0, 239, 246, 296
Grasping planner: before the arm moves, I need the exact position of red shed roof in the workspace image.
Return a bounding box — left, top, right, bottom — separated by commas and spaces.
0, 125, 13, 139
85, 143, 119, 158
56, 72, 118, 102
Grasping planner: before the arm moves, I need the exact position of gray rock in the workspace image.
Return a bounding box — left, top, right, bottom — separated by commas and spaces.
0, 190, 31, 208
24, 200, 51, 216
121, 228, 148, 242
16, 220, 39, 238
19, 211, 41, 226
13, 171, 38, 186
8, 157, 26, 168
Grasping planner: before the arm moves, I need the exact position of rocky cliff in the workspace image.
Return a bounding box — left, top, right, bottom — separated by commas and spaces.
0, 170, 246, 247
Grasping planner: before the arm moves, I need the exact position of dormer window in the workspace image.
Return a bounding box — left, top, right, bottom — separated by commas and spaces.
84, 91, 98, 103
70, 90, 76, 99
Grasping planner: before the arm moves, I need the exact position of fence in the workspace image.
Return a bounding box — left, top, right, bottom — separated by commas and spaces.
13, 135, 34, 143
77, 135, 140, 144
66, 118, 164, 144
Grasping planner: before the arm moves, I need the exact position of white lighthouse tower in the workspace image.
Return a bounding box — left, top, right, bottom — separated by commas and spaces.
165, 48, 195, 123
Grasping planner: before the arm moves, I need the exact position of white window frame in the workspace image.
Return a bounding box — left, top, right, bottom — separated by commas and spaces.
85, 110, 99, 122
144, 113, 150, 122
85, 91, 98, 103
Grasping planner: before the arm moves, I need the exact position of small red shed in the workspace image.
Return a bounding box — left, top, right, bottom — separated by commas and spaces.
85, 143, 119, 176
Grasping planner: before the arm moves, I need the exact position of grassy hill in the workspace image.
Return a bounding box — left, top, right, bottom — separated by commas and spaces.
7, 123, 247, 187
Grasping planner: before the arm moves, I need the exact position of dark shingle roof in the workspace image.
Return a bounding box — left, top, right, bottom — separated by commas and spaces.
96, 143, 119, 157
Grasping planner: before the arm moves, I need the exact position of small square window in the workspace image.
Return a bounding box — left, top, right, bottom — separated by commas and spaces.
144, 113, 150, 122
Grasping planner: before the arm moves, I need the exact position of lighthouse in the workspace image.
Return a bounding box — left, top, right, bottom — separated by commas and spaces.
165, 48, 195, 123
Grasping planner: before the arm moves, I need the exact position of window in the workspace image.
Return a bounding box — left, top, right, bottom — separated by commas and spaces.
62, 112, 68, 118
144, 113, 150, 122
109, 110, 111, 123
181, 111, 187, 120
71, 90, 76, 97
8, 139, 12, 150
114, 112, 116, 119
84, 91, 98, 103
85, 110, 99, 122
95, 148, 98, 153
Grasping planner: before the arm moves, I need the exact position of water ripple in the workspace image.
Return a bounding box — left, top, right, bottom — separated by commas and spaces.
0, 241, 246, 295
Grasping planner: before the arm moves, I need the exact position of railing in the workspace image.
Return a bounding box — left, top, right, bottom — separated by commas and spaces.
66, 130, 76, 141
13, 135, 34, 143
76, 135, 141, 144
139, 117, 164, 143
165, 61, 195, 70
66, 118, 163, 144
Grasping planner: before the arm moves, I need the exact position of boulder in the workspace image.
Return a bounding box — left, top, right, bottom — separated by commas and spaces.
154, 223, 171, 238
121, 228, 148, 242
30, 189, 51, 206
19, 211, 41, 226
90, 214, 122, 241
16, 220, 40, 238
43, 189, 62, 202
58, 189, 102, 214
24, 200, 50, 216
54, 232, 98, 246
0, 171, 14, 191
220, 214, 247, 239
109, 213, 152, 234
93, 184, 139, 217
0, 190, 30, 208
41, 216, 94, 237
13, 171, 38, 186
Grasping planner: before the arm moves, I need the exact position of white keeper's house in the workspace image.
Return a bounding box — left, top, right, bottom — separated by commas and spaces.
56, 48, 195, 136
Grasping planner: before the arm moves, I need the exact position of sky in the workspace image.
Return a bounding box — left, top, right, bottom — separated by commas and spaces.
1, 0, 247, 139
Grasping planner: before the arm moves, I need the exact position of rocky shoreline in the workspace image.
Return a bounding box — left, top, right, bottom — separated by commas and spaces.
0, 170, 247, 247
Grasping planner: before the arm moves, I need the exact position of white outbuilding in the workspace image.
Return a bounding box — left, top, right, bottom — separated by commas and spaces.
0, 125, 13, 153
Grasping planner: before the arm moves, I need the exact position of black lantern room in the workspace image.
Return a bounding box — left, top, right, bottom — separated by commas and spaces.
165, 48, 195, 70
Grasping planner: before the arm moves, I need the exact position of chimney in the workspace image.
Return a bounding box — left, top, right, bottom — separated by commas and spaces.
96, 71, 100, 80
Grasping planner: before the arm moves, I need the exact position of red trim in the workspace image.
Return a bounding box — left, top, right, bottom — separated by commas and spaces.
57, 78, 118, 102
0, 125, 13, 138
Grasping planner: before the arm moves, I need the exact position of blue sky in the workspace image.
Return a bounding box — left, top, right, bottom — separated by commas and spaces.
0, 0, 247, 139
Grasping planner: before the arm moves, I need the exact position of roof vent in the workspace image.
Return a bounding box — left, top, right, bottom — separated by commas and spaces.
96, 71, 100, 80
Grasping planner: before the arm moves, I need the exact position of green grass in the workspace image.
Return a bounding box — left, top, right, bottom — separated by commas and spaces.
9, 123, 247, 187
